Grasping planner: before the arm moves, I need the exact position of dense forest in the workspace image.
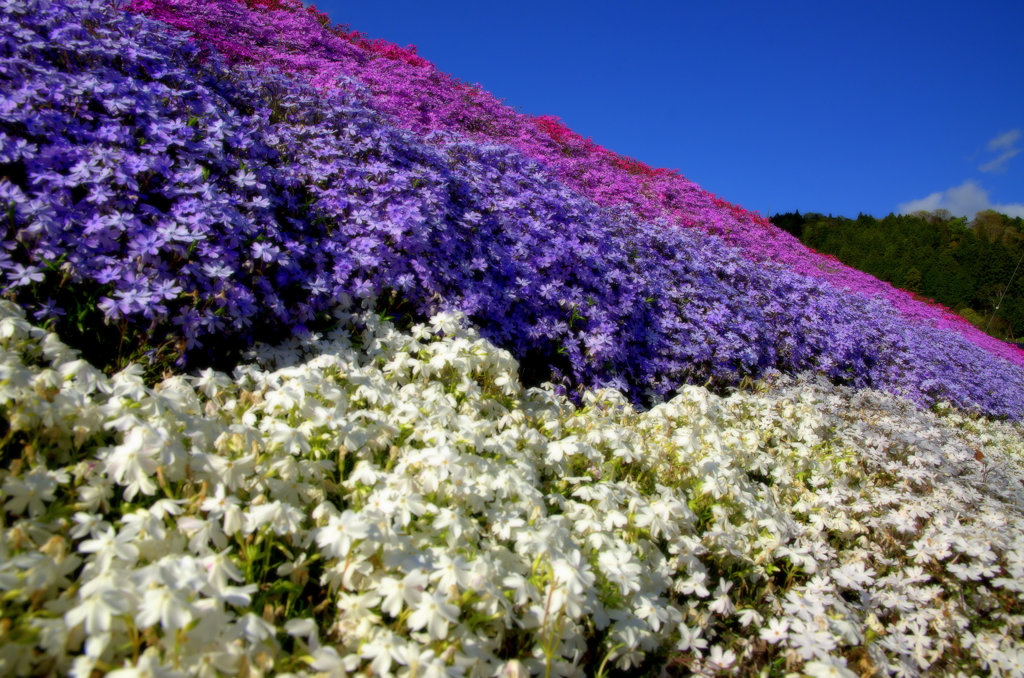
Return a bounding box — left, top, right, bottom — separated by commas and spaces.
772, 209, 1024, 344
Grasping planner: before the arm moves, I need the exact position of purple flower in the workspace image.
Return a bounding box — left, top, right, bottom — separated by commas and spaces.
230, 167, 257, 188
8, 263, 45, 286
32, 299, 65, 321
251, 241, 280, 262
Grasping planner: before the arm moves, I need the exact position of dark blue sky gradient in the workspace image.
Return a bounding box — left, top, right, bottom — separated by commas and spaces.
314, 0, 1024, 219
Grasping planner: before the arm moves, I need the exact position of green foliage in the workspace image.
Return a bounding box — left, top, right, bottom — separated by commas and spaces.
773, 209, 1024, 341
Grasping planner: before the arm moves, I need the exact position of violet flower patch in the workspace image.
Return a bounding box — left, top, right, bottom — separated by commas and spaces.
1, 0, 1023, 419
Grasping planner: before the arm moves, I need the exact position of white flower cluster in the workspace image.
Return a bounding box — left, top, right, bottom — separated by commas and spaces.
0, 300, 1022, 677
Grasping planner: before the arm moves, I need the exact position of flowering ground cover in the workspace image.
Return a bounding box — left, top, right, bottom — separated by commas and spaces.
124, 0, 1024, 371
2, 1, 1024, 676
2, 0, 1024, 417
1, 301, 1023, 677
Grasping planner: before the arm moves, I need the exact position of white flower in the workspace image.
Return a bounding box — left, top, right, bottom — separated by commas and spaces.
201, 451, 256, 491
598, 547, 642, 596
235, 612, 276, 642
2, 466, 63, 516
193, 368, 232, 399
407, 590, 459, 640
676, 624, 708, 653
120, 507, 169, 542
788, 618, 838, 660
676, 570, 710, 598
266, 421, 310, 455
69, 655, 99, 678
78, 526, 138, 571
308, 646, 351, 677
106, 649, 185, 678
708, 578, 735, 616
76, 478, 114, 513
201, 548, 244, 592
430, 554, 472, 596
736, 607, 763, 627
403, 647, 462, 678
100, 425, 164, 500
201, 484, 244, 536
284, 617, 318, 643
378, 569, 429, 617
136, 585, 193, 631
392, 491, 430, 527
360, 630, 408, 676
759, 617, 789, 644
802, 658, 858, 678
705, 645, 736, 673
633, 594, 670, 632
244, 499, 304, 535
831, 561, 875, 591
178, 515, 222, 553
65, 588, 130, 634
315, 509, 370, 558
497, 659, 530, 678
501, 571, 539, 607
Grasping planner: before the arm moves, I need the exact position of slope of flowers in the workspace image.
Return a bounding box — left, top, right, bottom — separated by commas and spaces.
2, 0, 1024, 417
125, 0, 1024, 371
3, 3, 1024, 677
1, 300, 1023, 677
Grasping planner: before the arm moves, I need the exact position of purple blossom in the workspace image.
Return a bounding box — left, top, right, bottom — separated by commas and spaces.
8, 263, 44, 286
32, 298, 65, 321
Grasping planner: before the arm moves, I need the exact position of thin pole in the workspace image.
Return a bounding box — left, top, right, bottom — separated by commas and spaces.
986, 247, 1024, 334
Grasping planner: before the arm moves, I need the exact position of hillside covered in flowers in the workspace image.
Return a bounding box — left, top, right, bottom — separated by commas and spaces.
1, 0, 1023, 676
2, 0, 1023, 414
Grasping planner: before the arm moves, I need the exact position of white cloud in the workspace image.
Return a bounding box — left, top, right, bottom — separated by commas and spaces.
897, 180, 1024, 219
987, 129, 1021, 151
980, 129, 1021, 173
979, 148, 1021, 173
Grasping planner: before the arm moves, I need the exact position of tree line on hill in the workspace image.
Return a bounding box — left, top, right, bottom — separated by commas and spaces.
770, 209, 1024, 345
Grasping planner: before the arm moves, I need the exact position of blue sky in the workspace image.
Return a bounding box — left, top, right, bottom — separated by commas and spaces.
314, 0, 1024, 220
